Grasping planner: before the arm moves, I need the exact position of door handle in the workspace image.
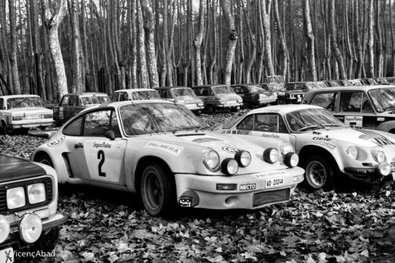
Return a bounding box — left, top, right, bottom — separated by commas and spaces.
74, 143, 83, 149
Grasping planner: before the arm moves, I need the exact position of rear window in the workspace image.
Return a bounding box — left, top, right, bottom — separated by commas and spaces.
310, 92, 337, 111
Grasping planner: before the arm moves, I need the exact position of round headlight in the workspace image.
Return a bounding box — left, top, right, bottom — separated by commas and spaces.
235, 151, 251, 167
280, 144, 294, 155
263, 148, 279, 164
19, 213, 42, 244
345, 146, 358, 160
374, 151, 386, 163
377, 162, 391, 176
221, 158, 239, 175
7, 187, 26, 209
0, 215, 10, 244
284, 152, 299, 167
202, 150, 220, 171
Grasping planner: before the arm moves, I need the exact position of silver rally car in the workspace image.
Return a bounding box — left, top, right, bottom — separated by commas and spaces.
221, 104, 395, 190
31, 101, 304, 216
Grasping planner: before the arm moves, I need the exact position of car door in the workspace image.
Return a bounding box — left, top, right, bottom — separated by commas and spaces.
66, 108, 127, 185
57, 95, 70, 122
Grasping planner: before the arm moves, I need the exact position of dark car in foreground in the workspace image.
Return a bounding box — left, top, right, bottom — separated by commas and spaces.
0, 154, 66, 260
305, 85, 395, 133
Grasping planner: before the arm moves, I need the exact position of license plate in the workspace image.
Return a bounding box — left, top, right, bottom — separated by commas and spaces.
0, 247, 13, 263
25, 115, 41, 120
266, 177, 284, 188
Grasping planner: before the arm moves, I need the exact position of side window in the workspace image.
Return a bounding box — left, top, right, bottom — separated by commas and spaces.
232, 86, 242, 94
60, 96, 69, 106
0, 98, 3, 109
340, 91, 364, 112
83, 110, 113, 137
237, 115, 254, 130
202, 88, 209, 96
310, 92, 337, 111
361, 93, 373, 113
254, 114, 283, 133
63, 116, 83, 136
120, 92, 129, 101
111, 93, 119, 102
68, 96, 77, 106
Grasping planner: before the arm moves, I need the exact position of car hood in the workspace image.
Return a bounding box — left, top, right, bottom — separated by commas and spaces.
216, 94, 242, 101
305, 128, 395, 148
176, 96, 203, 104
0, 154, 46, 183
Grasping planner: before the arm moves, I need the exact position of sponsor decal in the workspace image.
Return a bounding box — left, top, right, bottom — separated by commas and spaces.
255, 170, 286, 179
261, 133, 280, 138
239, 183, 256, 191
47, 136, 65, 147
358, 130, 394, 147
222, 145, 240, 153
344, 116, 363, 128
179, 198, 192, 207
312, 136, 331, 142
193, 138, 222, 143
145, 141, 183, 156
93, 142, 111, 149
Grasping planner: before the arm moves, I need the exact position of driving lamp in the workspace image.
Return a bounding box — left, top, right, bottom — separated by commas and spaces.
221, 158, 239, 175
345, 146, 358, 160
263, 148, 279, 164
19, 213, 42, 244
284, 152, 299, 167
235, 151, 251, 167
280, 144, 294, 155
28, 183, 46, 204
373, 151, 386, 163
0, 216, 10, 244
202, 150, 220, 171
7, 187, 26, 209
377, 163, 391, 176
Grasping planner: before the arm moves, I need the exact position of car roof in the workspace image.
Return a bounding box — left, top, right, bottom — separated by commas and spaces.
307, 85, 394, 93
157, 86, 190, 90
65, 92, 108, 96
114, 88, 157, 92
248, 104, 323, 115
105, 100, 172, 108
0, 94, 40, 99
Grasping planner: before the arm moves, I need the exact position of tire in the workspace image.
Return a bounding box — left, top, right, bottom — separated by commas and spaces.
0, 121, 8, 135
140, 163, 175, 216
277, 97, 285, 105
34, 154, 54, 168
302, 155, 335, 191
206, 105, 215, 114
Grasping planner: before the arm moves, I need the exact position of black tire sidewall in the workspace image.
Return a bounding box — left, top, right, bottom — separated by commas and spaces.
302, 155, 335, 191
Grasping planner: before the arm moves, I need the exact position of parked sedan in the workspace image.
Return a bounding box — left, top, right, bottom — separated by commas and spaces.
192, 85, 243, 113
53, 92, 109, 125
111, 88, 161, 102
32, 101, 304, 216
221, 104, 395, 190
231, 84, 277, 108
0, 153, 66, 259
156, 86, 204, 114
0, 95, 54, 134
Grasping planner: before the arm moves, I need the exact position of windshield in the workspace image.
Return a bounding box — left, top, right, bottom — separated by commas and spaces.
131, 91, 161, 100
285, 108, 345, 132
248, 85, 267, 93
120, 103, 206, 135
172, 88, 197, 98
80, 95, 109, 106
212, 86, 233, 95
7, 97, 44, 108
368, 87, 395, 112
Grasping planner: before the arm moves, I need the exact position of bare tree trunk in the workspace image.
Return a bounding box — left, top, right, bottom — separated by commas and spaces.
208, 0, 217, 84
329, 0, 347, 79
0, 0, 11, 94
367, 0, 375, 77
128, 0, 138, 88
43, 0, 68, 99
141, 0, 159, 88
391, 0, 395, 76
9, 0, 21, 94
137, 0, 149, 88
303, 0, 317, 81
273, 0, 288, 79
194, 0, 205, 86
244, 0, 256, 84
375, 0, 383, 77
260, 0, 275, 76
220, 0, 238, 85
70, 0, 85, 92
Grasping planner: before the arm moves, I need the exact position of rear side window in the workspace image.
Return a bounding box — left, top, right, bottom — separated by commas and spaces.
63, 116, 83, 136
340, 91, 373, 113
310, 92, 337, 111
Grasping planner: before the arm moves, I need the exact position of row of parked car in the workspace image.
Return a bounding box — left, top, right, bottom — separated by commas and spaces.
1, 80, 395, 258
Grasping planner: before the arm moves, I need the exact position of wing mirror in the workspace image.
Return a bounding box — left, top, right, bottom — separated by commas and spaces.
105, 130, 115, 140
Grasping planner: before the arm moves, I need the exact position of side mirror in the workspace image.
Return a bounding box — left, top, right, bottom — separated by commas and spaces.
105, 130, 115, 140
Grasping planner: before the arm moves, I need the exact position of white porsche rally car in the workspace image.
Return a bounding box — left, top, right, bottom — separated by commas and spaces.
31, 101, 304, 216
222, 104, 395, 190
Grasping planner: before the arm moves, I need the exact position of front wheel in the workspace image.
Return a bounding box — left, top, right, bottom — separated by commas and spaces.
302, 156, 335, 191
0, 121, 8, 135
34, 154, 54, 168
140, 163, 175, 216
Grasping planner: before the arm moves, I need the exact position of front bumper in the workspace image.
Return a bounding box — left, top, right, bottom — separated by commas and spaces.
184, 103, 204, 112
9, 120, 54, 129
0, 213, 66, 250
174, 167, 304, 210
343, 166, 394, 182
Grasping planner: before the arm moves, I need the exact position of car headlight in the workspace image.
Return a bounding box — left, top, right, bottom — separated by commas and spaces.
345, 146, 358, 160
221, 158, 239, 175
263, 148, 279, 164
202, 150, 220, 171
280, 144, 294, 155
377, 162, 391, 176
219, 98, 226, 103
7, 187, 26, 209
284, 152, 299, 167
0, 215, 10, 244
373, 150, 386, 163
12, 116, 23, 121
28, 183, 46, 204
235, 151, 251, 167
19, 213, 42, 244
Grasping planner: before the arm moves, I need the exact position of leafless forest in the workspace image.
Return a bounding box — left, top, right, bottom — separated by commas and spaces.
0, 0, 394, 102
